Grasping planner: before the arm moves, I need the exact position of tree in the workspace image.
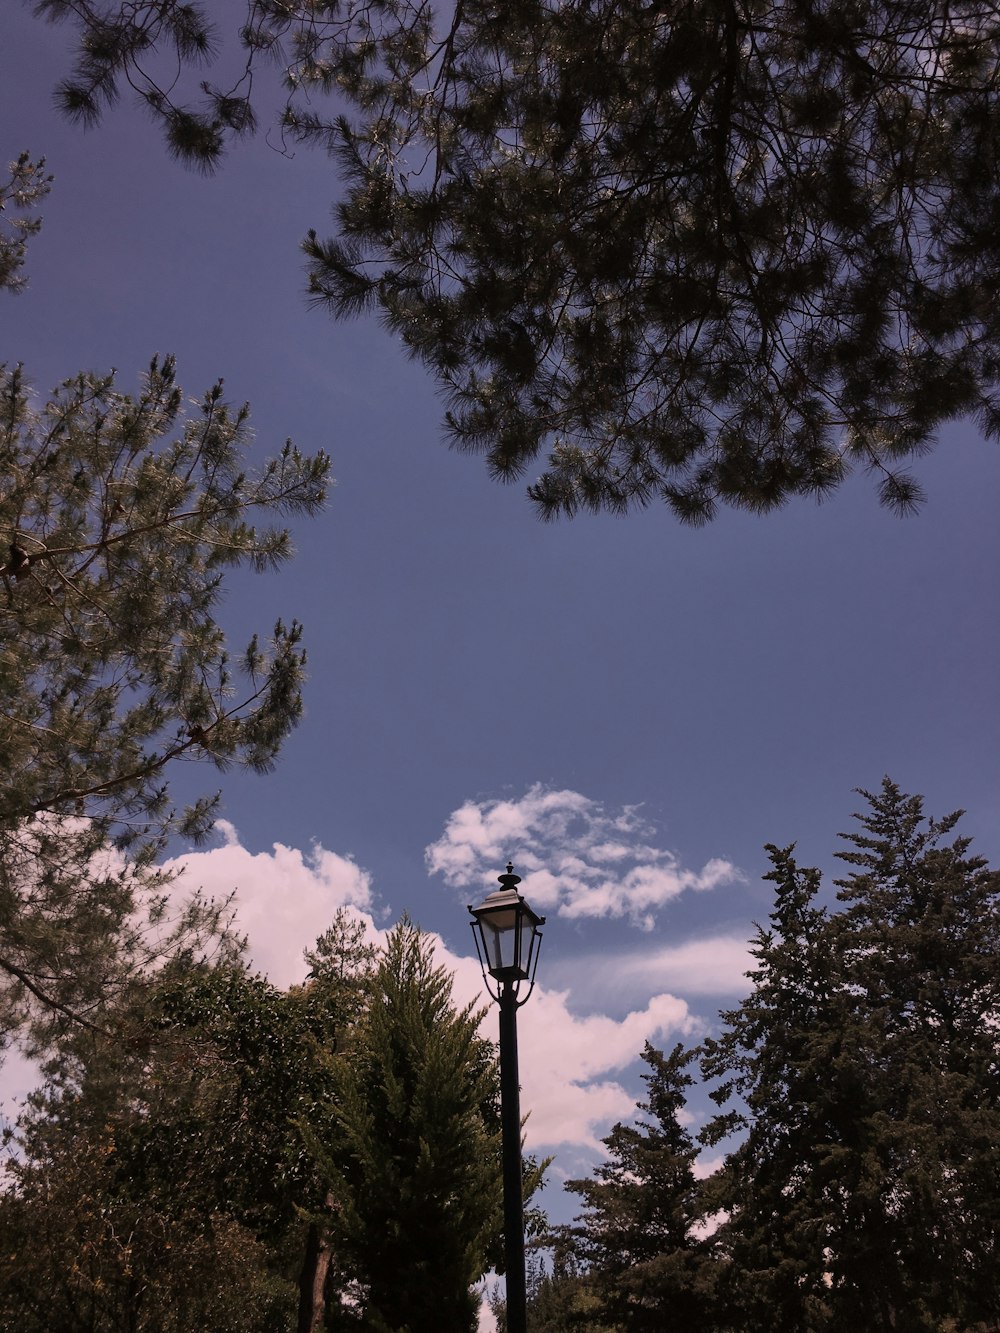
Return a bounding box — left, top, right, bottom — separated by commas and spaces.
561, 1042, 718, 1331
311, 918, 507, 1333
488, 1243, 615, 1333
0, 917, 514, 1333
700, 847, 846, 1332
494, 1046, 718, 1333
0, 152, 51, 292
0, 354, 329, 1040
0, 816, 237, 1055
0, 916, 377, 1332
701, 781, 1000, 1332
0, 968, 306, 1332
0, 1119, 295, 1333
828, 781, 1000, 1329
29, 0, 1000, 520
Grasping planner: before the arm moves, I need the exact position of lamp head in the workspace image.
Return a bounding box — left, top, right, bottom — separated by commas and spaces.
468, 864, 545, 998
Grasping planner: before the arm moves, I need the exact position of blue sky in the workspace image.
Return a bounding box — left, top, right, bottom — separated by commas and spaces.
4, 2, 1000, 1235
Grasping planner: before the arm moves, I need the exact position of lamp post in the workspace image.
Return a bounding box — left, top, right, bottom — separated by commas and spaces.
469, 864, 545, 1333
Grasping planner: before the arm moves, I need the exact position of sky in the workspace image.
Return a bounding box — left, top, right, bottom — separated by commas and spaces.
3, 0, 1000, 1269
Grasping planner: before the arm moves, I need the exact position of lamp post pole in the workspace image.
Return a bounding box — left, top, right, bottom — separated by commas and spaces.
468, 865, 544, 1333
499, 978, 526, 1333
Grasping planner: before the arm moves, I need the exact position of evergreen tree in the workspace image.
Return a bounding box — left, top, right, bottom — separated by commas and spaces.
313, 918, 507, 1333
0, 152, 50, 292
828, 781, 1000, 1329
702, 781, 1000, 1332
700, 847, 845, 1332
515, 1247, 611, 1333
30, 1, 1000, 519
0, 917, 376, 1332
562, 1042, 716, 1331
0, 355, 328, 1040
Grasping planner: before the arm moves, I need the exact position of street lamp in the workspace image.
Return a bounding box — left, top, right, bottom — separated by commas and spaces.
469, 864, 544, 1333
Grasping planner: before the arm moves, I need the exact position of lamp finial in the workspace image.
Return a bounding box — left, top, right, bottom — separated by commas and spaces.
498, 862, 521, 890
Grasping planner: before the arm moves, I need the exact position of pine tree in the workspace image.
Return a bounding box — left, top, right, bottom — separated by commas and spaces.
562, 1042, 716, 1331
0, 153, 51, 293
827, 781, 1000, 1329
0, 355, 329, 1041
313, 918, 507, 1333
30, 1, 1000, 520
700, 847, 846, 1332
702, 782, 1000, 1332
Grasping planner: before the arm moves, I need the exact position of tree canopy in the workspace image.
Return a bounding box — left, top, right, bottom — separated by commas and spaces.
702, 780, 1000, 1330
539, 781, 1000, 1332
30, 0, 1000, 519
0, 153, 50, 293
0, 917, 514, 1333
561, 1042, 715, 1331
0, 353, 329, 1042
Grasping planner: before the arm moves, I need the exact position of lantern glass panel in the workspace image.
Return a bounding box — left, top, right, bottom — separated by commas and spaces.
476, 902, 531, 978
484, 906, 516, 967
518, 917, 536, 975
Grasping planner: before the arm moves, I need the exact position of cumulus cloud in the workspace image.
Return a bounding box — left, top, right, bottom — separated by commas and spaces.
516, 987, 697, 1150
440, 945, 697, 1152
546, 933, 755, 1005
164, 821, 376, 987
426, 784, 745, 928
166, 821, 700, 1153
0, 809, 725, 1167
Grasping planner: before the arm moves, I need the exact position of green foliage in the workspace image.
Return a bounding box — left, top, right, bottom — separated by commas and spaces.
1, 355, 329, 846
701, 780, 1000, 1332
0, 819, 238, 1055
492, 1246, 614, 1333
699, 846, 845, 1331
0, 972, 304, 1331
0, 1171, 293, 1333
0, 152, 51, 292
555, 1042, 718, 1330
313, 918, 506, 1333
0, 918, 513, 1332
549, 782, 1000, 1332
0, 918, 375, 1331
32, 1, 1000, 518
0, 354, 328, 1041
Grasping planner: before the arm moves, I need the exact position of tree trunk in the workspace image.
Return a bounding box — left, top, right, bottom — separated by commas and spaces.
297, 1195, 335, 1333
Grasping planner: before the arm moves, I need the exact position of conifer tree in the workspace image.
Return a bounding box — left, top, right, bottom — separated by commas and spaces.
31, 0, 1000, 520
313, 918, 506, 1333
827, 781, 1000, 1329
0, 355, 329, 1041
702, 781, 1000, 1332
0, 153, 50, 292
562, 1042, 716, 1331
700, 848, 846, 1332
516, 1253, 612, 1333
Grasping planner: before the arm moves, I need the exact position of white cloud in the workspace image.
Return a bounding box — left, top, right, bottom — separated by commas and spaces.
164, 822, 376, 987
163, 823, 694, 1152
441, 944, 697, 1152
426, 785, 744, 928
693, 1153, 726, 1181
547, 933, 754, 1003
1, 804, 729, 1170
518, 987, 697, 1150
